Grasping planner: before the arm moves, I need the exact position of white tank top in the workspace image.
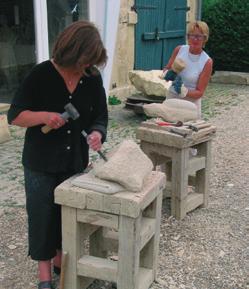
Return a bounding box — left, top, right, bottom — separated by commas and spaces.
176, 45, 210, 117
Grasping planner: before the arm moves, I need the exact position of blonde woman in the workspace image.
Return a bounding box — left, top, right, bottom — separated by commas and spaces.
163, 21, 213, 117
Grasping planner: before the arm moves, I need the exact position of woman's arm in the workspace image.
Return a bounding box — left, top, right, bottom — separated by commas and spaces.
184, 58, 213, 100
11, 110, 65, 129
163, 46, 181, 71
88, 74, 108, 142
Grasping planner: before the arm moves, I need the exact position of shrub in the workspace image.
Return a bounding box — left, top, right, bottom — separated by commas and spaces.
202, 0, 249, 72
202, 0, 219, 11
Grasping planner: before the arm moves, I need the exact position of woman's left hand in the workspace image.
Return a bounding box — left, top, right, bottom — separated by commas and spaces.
87, 131, 102, 151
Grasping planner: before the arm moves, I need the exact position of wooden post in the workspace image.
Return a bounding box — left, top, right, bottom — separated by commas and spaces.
195, 140, 212, 207
171, 148, 189, 219
140, 193, 163, 279
117, 214, 142, 289
61, 207, 93, 289
61, 207, 82, 289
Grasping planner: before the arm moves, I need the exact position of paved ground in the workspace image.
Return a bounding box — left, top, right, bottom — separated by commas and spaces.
0, 83, 249, 289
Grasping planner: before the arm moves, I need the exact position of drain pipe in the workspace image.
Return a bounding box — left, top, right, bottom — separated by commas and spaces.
197, 0, 202, 20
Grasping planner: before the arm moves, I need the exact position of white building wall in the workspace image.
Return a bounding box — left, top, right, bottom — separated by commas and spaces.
33, 0, 49, 63
33, 0, 119, 95
89, 0, 120, 95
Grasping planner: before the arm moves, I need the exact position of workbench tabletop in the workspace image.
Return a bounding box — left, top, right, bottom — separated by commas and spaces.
55, 171, 166, 218
137, 121, 216, 148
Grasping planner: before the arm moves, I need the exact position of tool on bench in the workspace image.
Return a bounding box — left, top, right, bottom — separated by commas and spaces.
169, 128, 188, 138
41, 103, 80, 134
186, 124, 199, 132
155, 120, 187, 137
159, 121, 198, 132
81, 130, 108, 162
156, 120, 183, 127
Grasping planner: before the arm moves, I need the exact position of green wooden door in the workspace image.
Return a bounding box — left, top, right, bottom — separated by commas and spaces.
135, 0, 189, 70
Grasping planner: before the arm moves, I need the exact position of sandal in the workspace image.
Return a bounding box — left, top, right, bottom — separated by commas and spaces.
53, 265, 61, 275
38, 281, 54, 289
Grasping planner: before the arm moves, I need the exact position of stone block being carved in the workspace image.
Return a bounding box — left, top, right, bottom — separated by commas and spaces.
94, 140, 153, 192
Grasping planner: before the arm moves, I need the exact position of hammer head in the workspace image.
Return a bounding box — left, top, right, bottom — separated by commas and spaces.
64, 103, 80, 120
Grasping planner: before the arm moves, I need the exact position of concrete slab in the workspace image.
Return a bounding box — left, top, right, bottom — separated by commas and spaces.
211, 71, 249, 85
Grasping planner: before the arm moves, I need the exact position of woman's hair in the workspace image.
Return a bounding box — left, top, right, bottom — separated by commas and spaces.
52, 20, 107, 73
187, 21, 209, 44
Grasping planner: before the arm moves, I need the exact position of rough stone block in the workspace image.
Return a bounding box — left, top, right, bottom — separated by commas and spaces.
129, 70, 171, 97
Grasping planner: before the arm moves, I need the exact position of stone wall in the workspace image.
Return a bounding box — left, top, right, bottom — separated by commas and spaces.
109, 0, 137, 100
187, 0, 198, 23
109, 0, 198, 100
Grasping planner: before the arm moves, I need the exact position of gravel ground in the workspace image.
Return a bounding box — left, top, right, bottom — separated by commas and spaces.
0, 83, 249, 289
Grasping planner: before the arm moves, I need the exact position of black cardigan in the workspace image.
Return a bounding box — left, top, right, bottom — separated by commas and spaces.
8, 60, 108, 173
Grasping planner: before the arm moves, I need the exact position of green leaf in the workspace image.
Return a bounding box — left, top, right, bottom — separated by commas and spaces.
108, 95, 121, 105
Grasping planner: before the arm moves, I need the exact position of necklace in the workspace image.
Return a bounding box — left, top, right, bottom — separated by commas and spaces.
63, 71, 82, 87
67, 79, 73, 86
51, 60, 82, 86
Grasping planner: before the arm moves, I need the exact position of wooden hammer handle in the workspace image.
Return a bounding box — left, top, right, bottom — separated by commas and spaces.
41, 125, 53, 134
59, 251, 68, 289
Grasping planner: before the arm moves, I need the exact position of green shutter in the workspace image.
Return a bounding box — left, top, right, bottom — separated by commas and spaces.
135, 0, 188, 70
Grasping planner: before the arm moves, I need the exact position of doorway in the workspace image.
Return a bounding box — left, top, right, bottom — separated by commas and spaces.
135, 0, 189, 70
47, 0, 88, 54
0, 0, 89, 103
0, 0, 36, 102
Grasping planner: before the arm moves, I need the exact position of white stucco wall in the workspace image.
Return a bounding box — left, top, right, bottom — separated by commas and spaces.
89, 0, 120, 95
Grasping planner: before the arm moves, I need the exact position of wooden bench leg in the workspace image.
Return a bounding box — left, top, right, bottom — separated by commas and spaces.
195, 141, 212, 207
171, 148, 189, 220
117, 214, 142, 289
159, 161, 172, 199
62, 207, 94, 289
61, 206, 82, 289
140, 193, 162, 280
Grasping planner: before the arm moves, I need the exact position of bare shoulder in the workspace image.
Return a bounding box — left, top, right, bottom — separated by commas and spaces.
204, 58, 213, 72
173, 45, 181, 55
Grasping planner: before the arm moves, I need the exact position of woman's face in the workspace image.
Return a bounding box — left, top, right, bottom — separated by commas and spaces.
187, 27, 206, 51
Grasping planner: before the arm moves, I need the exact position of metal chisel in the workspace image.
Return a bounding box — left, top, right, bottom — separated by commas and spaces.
81, 130, 108, 162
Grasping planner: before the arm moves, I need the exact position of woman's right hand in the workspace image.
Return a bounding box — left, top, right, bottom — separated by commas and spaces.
43, 112, 66, 129
11, 110, 66, 128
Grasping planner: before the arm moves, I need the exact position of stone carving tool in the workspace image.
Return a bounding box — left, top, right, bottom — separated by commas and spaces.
41, 103, 80, 134
156, 120, 183, 127
81, 130, 108, 162
169, 128, 188, 138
